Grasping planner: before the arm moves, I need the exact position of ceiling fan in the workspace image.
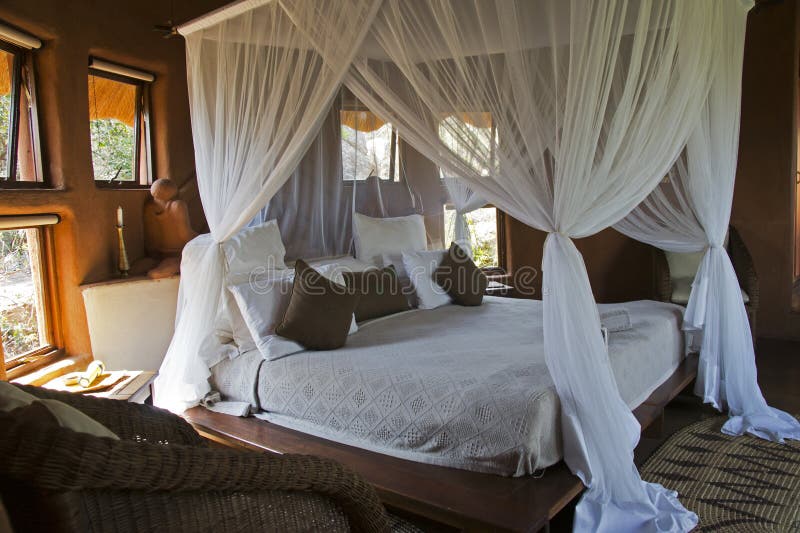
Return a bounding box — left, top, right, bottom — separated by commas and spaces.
153, 0, 179, 39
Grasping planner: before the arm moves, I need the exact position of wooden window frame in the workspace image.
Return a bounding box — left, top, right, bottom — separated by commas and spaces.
496, 209, 507, 272
0, 39, 45, 188
89, 68, 153, 189
1, 223, 62, 379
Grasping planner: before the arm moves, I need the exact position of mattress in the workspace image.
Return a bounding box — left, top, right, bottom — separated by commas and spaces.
210, 297, 685, 477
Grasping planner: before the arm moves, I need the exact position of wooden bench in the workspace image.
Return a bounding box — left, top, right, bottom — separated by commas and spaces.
184, 354, 698, 532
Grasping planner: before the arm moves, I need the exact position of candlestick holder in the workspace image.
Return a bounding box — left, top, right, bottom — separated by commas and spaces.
117, 224, 130, 278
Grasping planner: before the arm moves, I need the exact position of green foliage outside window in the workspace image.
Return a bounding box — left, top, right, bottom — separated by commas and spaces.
0, 230, 39, 359
0, 93, 11, 176
445, 207, 498, 268
466, 210, 498, 268
90, 118, 134, 181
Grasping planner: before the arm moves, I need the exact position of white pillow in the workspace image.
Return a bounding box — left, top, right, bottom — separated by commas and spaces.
221, 219, 287, 275
229, 264, 358, 361
402, 250, 450, 309
665, 250, 704, 281
380, 253, 408, 278
198, 333, 240, 367
353, 213, 427, 264
307, 255, 375, 273
214, 286, 258, 354
228, 270, 301, 361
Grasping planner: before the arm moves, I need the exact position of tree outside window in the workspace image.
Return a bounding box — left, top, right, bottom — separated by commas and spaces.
88, 68, 151, 187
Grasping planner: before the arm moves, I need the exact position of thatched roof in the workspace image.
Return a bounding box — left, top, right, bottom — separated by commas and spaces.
340, 110, 386, 133
341, 110, 493, 133
0, 51, 10, 95
1, 59, 135, 126
88, 74, 136, 126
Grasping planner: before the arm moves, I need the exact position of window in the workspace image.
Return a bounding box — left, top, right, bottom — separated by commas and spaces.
444, 205, 501, 269
88, 59, 153, 187
0, 26, 44, 187
439, 112, 504, 269
438, 112, 498, 178
340, 109, 400, 182
0, 216, 59, 377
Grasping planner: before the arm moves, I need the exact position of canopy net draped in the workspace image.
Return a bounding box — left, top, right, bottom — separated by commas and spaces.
155, 0, 799, 530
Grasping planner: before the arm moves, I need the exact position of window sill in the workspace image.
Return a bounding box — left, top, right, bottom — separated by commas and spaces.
481, 266, 508, 279
0, 181, 52, 190
342, 180, 403, 187
94, 181, 151, 190
6, 348, 74, 383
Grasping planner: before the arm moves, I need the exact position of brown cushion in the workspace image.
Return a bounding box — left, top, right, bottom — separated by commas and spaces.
343, 266, 410, 322
276, 259, 360, 350
433, 242, 488, 306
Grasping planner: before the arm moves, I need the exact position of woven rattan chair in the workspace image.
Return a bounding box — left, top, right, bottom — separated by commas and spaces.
0, 384, 416, 533
653, 225, 759, 339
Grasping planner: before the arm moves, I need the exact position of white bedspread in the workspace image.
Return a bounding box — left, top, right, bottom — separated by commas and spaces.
211, 297, 685, 476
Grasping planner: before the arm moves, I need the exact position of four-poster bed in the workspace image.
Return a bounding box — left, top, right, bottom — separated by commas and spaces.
155, 0, 800, 531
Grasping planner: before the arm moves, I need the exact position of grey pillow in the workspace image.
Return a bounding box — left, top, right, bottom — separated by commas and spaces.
0, 381, 119, 439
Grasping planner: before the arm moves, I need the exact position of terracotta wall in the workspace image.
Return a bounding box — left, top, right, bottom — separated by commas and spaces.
0, 0, 227, 359
503, 221, 655, 304
732, 0, 800, 340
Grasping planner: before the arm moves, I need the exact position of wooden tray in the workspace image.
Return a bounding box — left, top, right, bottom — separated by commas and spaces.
47, 370, 131, 394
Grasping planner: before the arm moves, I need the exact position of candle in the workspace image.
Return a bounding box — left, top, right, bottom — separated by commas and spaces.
117, 206, 124, 227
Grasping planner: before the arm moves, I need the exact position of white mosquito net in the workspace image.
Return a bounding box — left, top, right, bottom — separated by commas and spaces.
154, 1, 799, 530
248, 91, 452, 261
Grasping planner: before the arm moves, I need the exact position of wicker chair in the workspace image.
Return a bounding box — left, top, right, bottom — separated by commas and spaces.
653, 225, 759, 339
0, 384, 416, 533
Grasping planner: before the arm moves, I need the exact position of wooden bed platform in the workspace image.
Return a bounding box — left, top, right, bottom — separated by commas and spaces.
183, 354, 698, 533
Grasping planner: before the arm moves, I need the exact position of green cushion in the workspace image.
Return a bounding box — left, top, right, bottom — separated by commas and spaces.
664, 251, 705, 280
670, 277, 749, 305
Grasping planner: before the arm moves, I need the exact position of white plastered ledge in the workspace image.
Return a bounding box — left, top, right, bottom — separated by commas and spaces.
81, 276, 179, 371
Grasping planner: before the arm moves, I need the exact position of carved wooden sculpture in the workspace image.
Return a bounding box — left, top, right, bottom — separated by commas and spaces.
143, 178, 198, 279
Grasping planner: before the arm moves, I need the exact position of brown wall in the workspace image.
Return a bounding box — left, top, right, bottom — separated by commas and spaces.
0, 0, 226, 359
504, 221, 655, 304
732, 0, 800, 340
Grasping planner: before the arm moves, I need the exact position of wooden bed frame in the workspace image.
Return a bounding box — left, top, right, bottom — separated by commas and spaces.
183, 354, 698, 533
